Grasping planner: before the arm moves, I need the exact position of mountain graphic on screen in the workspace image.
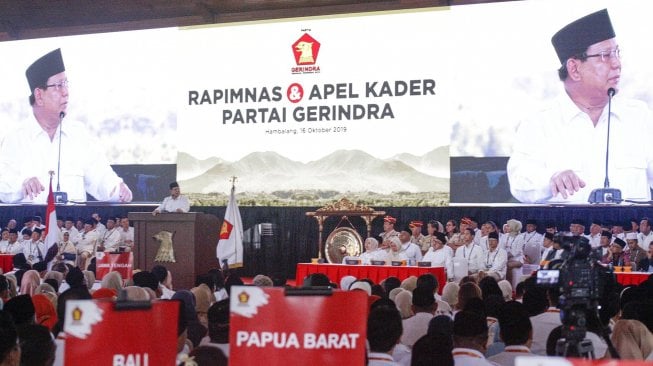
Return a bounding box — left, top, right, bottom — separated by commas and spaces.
177, 147, 449, 195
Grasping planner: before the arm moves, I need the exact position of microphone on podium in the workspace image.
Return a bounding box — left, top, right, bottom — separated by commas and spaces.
53, 111, 68, 203
588, 88, 622, 204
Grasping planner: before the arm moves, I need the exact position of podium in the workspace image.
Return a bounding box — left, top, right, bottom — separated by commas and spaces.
129, 212, 220, 290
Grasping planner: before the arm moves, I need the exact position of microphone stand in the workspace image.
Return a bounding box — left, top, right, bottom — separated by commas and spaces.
53, 111, 68, 203
588, 88, 622, 204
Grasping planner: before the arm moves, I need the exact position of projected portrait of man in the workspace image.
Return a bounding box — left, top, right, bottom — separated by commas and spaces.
0, 48, 132, 203
507, 9, 653, 204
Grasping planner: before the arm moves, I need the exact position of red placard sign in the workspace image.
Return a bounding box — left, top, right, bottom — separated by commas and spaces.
229, 286, 368, 365
64, 300, 179, 365
96, 252, 134, 280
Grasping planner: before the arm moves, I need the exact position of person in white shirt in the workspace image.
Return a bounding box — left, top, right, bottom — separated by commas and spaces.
0, 229, 8, 249
482, 232, 508, 281
587, 220, 603, 249
598, 230, 612, 258
400, 286, 436, 348
504, 219, 525, 284
422, 232, 454, 281
529, 288, 561, 356
75, 219, 98, 270
507, 9, 653, 204
452, 311, 496, 366
638, 218, 653, 251
368, 306, 403, 366
358, 237, 384, 265
98, 217, 121, 252
92, 213, 107, 237
62, 217, 80, 243
383, 237, 408, 265
540, 233, 557, 264
118, 217, 134, 251
521, 220, 543, 264
488, 301, 535, 366
23, 228, 46, 265
398, 226, 422, 264
153, 181, 191, 215
0, 229, 23, 255
455, 228, 485, 275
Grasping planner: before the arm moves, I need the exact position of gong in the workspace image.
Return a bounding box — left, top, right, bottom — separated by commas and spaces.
324, 227, 363, 264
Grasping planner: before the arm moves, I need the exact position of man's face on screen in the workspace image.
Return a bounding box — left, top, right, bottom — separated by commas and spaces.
576, 38, 621, 98
40, 72, 69, 118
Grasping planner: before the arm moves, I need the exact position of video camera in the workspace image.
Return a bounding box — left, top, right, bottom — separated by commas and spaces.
535, 235, 610, 358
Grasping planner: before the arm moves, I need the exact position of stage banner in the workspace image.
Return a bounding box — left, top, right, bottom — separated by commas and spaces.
229, 286, 368, 365
95, 252, 134, 281
64, 300, 179, 365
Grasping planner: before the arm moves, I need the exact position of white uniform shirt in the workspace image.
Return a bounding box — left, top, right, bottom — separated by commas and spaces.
529, 307, 562, 356
638, 231, 653, 251
23, 240, 46, 264
76, 229, 98, 254
119, 226, 134, 247
422, 247, 454, 279
504, 235, 525, 263
484, 248, 508, 280
455, 243, 485, 274
0, 240, 24, 255
156, 195, 191, 213
0, 119, 125, 203
507, 94, 653, 203
400, 312, 433, 347
400, 241, 422, 262
101, 228, 122, 252
452, 348, 497, 366
487, 345, 534, 366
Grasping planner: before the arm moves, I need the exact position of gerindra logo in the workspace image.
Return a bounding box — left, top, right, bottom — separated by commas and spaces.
291, 32, 321, 74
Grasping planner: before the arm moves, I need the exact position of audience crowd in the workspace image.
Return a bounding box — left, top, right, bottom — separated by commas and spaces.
1, 214, 653, 365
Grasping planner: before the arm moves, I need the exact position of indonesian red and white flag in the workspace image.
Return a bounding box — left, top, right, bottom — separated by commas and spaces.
44, 176, 61, 264
216, 185, 243, 268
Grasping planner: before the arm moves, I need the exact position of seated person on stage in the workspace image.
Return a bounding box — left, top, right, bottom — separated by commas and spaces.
626, 233, 647, 271
118, 216, 134, 251
0, 229, 7, 248
357, 237, 384, 265
398, 225, 423, 263
383, 237, 408, 265
23, 228, 45, 266
153, 181, 191, 215
98, 217, 121, 252
637, 242, 653, 272
55, 231, 77, 266
601, 238, 630, 267
62, 217, 80, 242
0, 229, 24, 255
422, 232, 454, 281
454, 228, 485, 275
481, 232, 508, 281
76, 219, 98, 270
540, 233, 557, 265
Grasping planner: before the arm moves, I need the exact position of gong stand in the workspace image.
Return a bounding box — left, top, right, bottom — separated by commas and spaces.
305, 198, 385, 260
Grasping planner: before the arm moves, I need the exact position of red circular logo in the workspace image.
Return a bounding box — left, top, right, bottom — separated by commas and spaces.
287, 83, 304, 103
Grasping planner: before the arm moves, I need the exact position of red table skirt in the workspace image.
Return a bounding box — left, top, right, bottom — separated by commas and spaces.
0, 254, 12, 273
616, 272, 650, 286
296, 263, 446, 294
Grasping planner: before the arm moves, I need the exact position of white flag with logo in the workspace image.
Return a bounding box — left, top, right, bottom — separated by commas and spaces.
216, 185, 243, 268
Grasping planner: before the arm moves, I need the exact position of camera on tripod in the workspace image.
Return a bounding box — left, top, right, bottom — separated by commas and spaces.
535, 236, 610, 358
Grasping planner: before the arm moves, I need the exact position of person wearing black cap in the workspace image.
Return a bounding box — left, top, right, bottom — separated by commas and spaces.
569, 219, 586, 237
540, 233, 556, 264
23, 228, 45, 265
482, 232, 508, 281
508, 9, 653, 204
0, 48, 132, 204
422, 232, 454, 281
0, 229, 23, 255
398, 225, 422, 263
153, 181, 190, 216
598, 230, 612, 257
452, 311, 494, 365
602, 238, 630, 267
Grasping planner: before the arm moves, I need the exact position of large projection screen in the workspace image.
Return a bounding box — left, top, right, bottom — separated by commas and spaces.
0, 0, 651, 206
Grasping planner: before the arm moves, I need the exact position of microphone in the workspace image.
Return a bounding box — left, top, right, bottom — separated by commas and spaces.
588, 88, 622, 203
54, 111, 68, 203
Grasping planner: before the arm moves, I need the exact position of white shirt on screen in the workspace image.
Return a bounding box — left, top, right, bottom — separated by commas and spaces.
507, 94, 653, 204
0, 119, 125, 203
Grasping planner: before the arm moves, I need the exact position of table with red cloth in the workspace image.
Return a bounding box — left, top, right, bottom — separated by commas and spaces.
616, 271, 651, 286
0, 254, 12, 273
295, 263, 446, 294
